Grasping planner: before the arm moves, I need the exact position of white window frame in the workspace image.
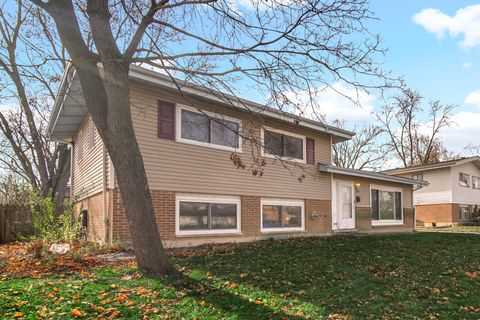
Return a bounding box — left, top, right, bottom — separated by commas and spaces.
459, 172, 470, 188
370, 184, 404, 226
175, 194, 241, 236
472, 176, 480, 190
176, 105, 242, 152
260, 126, 307, 164
260, 198, 305, 233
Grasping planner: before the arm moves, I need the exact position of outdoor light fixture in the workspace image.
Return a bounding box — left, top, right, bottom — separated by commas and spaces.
354, 182, 361, 191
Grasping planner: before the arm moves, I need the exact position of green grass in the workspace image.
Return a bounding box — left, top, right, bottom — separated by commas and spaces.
417, 225, 480, 234
1, 233, 480, 319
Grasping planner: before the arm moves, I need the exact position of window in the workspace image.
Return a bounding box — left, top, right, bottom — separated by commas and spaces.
261, 199, 304, 232
459, 173, 470, 187
263, 128, 305, 162
371, 187, 403, 225
176, 195, 240, 235
460, 205, 470, 221
473, 176, 480, 189
412, 173, 423, 190
178, 107, 241, 151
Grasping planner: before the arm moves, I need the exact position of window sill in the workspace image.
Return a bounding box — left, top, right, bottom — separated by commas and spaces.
262, 153, 306, 164
261, 228, 305, 234
372, 221, 404, 227
176, 231, 243, 238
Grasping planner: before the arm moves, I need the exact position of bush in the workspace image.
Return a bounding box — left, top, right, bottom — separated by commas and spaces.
28, 190, 81, 244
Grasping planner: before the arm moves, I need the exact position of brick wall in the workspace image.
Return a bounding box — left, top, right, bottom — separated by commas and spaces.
305, 199, 332, 234
75, 192, 105, 242
356, 207, 414, 233
415, 203, 455, 225
110, 190, 332, 245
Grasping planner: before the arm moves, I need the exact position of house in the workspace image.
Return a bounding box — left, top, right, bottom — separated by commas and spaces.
47, 65, 421, 247
384, 157, 480, 226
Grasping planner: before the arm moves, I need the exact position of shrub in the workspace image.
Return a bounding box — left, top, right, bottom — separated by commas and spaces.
28, 190, 81, 244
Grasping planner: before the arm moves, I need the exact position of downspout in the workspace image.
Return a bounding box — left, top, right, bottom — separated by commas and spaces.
69, 143, 74, 205
102, 143, 109, 243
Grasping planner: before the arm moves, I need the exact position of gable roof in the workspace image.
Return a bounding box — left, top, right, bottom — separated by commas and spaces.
382, 157, 480, 175
47, 64, 354, 144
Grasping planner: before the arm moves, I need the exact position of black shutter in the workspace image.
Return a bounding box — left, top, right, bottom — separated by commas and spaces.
395, 192, 402, 220
158, 100, 176, 140
371, 189, 379, 220
306, 138, 315, 165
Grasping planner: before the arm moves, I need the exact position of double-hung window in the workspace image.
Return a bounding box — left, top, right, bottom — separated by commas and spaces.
371, 186, 403, 226
263, 128, 305, 162
261, 199, 304, 232
459, 173, 470, 187
176, 195, 241, 235
472, 176, 480, 189
460, 205, 470, 221
178, 106, 241, 151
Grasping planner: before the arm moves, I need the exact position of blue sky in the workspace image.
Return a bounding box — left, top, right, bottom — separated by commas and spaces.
359, 1, 480, 153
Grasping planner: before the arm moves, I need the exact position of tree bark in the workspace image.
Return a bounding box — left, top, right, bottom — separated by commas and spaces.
35, 0, 175, 276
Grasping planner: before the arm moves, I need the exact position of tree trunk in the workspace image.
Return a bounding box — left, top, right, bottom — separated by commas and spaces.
78, 63, 175, 276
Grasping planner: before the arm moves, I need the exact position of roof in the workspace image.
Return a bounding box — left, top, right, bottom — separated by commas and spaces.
318, 164, 425, 186
382, 157, 480, 175
47, 64, 355, 144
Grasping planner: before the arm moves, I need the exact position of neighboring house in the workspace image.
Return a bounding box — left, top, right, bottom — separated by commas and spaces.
47, 65, 421, 247
384, 157, 480, 226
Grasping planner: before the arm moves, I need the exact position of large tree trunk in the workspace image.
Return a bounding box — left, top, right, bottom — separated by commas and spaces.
37, 0, 174, 277
98, 66, 175, 276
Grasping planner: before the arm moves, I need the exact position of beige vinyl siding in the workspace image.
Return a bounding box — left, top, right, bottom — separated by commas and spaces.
129, 83, 332, 200
332, 173, 413, 208
451, 162, 480, 205
72, 116, 104, 200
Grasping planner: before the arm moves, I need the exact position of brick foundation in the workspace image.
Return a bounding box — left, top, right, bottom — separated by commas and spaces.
415, 203, 478, 226
355, 207, 415, 233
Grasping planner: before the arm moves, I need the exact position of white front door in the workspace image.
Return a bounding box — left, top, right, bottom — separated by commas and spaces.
336, 182, 355, 230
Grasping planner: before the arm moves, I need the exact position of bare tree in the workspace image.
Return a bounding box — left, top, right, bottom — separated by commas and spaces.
331, 120, 384, 170
464, 144, 480, 157
0, 1, 70, 206
31, 0, 397, 276
376, 89, 457, 167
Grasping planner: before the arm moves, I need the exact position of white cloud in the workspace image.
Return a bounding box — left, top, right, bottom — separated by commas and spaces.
283, 81, 375, 124
462, 62, 472, 69
465, 90, 480, 107
439, 111, 480, 153
412, 4, 480, 48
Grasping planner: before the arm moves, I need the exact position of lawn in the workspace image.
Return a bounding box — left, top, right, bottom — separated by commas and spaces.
1, 233, 479, 319
417, 225, 480, 234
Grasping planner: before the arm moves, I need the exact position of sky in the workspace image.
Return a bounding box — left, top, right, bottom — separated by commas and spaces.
332, 0, 480, 154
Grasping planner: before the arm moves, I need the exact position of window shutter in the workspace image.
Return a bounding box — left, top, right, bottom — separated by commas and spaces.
306, 138, 315, 165
371, 189, 379, 220
158, 100, 176, 140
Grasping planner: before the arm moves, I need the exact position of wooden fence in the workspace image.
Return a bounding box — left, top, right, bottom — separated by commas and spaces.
0, 205, 33, 243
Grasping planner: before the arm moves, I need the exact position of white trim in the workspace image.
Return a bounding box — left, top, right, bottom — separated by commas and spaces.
370, 184, 404, 226
175, 194, 241, 236
260, 126, 307, 164
335, 181, 356, 230
176, 105, 243, 153
260, 198, 305, 233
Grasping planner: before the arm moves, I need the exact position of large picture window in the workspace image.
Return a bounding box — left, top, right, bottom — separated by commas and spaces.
371, 187, 403, 225
263, 128, 305, 162
459, 172, 470, 188
176, 195, 241, 235
261, 199, 304, 232
178, 107, 241, 151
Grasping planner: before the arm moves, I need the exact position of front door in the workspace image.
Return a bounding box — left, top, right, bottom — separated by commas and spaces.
337, 182, 355, 229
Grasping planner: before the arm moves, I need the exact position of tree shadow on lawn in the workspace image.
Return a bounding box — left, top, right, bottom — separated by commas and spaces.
165, 272, 308, 319
175, 234, 480, 319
